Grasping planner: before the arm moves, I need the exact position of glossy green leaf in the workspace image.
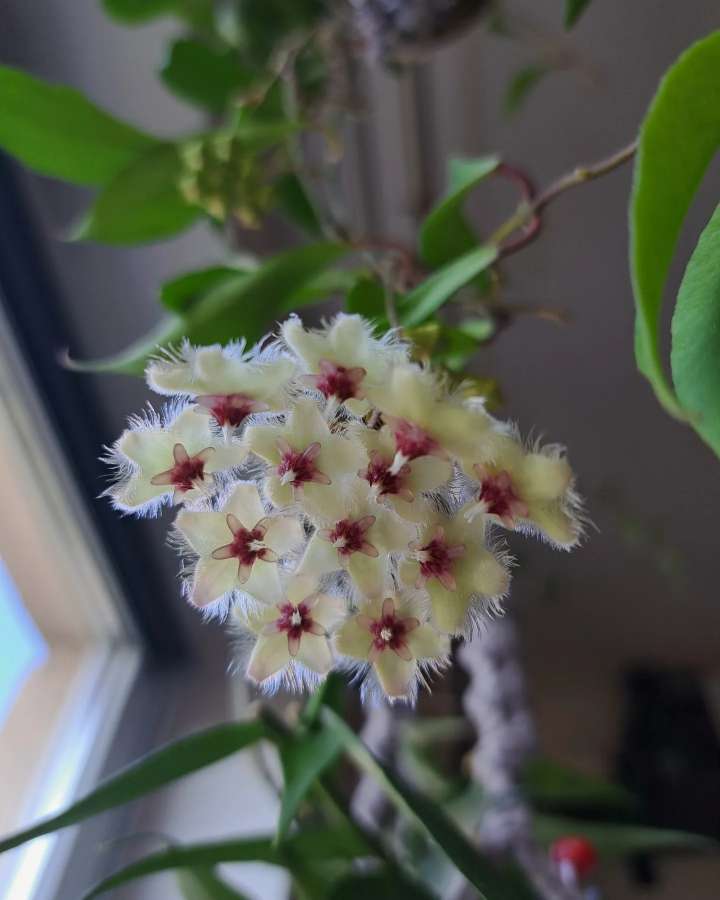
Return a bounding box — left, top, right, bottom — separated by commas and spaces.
161, 39, 254, 113
177, 868, 250, 900
328, 871, 437, 900
630, 31, 720, 418
274, 172, 324, 237
73, 144, 201, 244
84, 826, 371, 898
161, 266, 252, 315
277, 728, 345, 841
522, 757, 636, 815
319, 708, 493, 898
399, 245, 498, 328
0, 64, 158, 186
419, 156, 499, 269
504, 65, 548, 115
0, 720, 268, 855
671, 203, 720, 456
66, 242, 346, 374
345, 275, 387, 324
534, 813, 715, 856
564, 0, 593, 27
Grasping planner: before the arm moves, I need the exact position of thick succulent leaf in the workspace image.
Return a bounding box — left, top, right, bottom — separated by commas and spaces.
73, 144, 201, 244
319, 708, 495, 899
399, 245, 498, 328
0, 64, 158, 186
534, 813, 715, 856
161, 39, 255, 113
671, 202, 720, 456
0, 721, 268, 854
419, 156, 499, 268
630, 31, 720, 418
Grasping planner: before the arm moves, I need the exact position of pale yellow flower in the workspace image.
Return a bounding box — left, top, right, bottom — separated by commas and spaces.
244, 399, 367, 512
175, 482, 303, 610
462, 434, 581, 548
399, 510, 510, 634
334, 592, 449, 701
105, 404, 246, 515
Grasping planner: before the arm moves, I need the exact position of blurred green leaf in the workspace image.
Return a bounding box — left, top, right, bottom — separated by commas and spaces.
504, 65, 548, 115
274, 172, 324, 237
328, 871, 437, 899
399, 245, 498, 328
564, 0, 593, 27
671, 202, 720, 456
345, 275, 388, 325
65, 242, 347, 374
277, 728, 345, 841
236, 0, 327, 65
161, 39, 255, 113
534, 813, 715, 856
0, 64, 158, 186
161, 266, 252, 315
630, 31, 720, 419
102, 0, 214, 28
73, 143, 201, 243
84, 826, 372, 898
419, 156, 499, 269
319, 707, 495, 898
282, 268, 360, 310
521, 757, 637, 815
0, 721, 268, 855
177, 868, 250, 900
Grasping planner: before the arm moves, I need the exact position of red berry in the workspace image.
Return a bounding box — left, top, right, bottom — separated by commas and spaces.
550, 836, 598, 878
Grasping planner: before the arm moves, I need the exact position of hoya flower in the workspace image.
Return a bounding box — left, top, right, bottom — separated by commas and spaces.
175, 482, 304, 610
105, 404, 245, 516
299, 480, 415, 597
462, 435, 581, 548
364, 364, 499, 474
281, 314, 406, 414
399, 511, 510, 634
358, 426, 452, 521
334, 593, 450, 702
244, 398, 367, 511
236, 574, 346, 690
146, 341, 295, 430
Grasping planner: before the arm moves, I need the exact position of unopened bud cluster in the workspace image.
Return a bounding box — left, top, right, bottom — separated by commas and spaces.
104, 315, 581, 702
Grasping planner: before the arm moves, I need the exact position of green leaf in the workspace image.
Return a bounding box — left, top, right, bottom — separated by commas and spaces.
671, 203, 720, 457
399, 245, 498, 328
177, 868, 251, 900
161, 39, 255, 113
84, 826, 371, 899
504, 65, 548, 115
630, 31, 720, 419
521, 757, 637, 815
534, 813, 715, 856
73, 144, 201, 244
66, 242, 347, 374
328, 872, 437, 900
274, 172, 324, 237
564, 0, 593, 27
319, 708, 494, 899
0, 720, 268, 854
161, 266, 252, 315
0, 64, 158, 186
102, 0, 214, 27
345, 275, 388, 325
281, 268, 360, 311
277, 728, 345, 841
419, 156, 499, 269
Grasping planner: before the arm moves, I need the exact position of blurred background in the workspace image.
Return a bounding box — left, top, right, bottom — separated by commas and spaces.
0, 1, 719, 898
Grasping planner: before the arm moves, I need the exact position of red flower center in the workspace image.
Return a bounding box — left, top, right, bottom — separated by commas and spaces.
271, 600, 326, 656
276, 439, 331, 490
307, 359, 366, 402
387, 417, 443, 462
197, 393, 267, 428
415, 526, 465, 591
358, 598, 420, 662
476, 468, 528, 526
362, 451, 414, 501
324, 515, 378, 557
150, 443, 213, 494
211, 514, 278, 583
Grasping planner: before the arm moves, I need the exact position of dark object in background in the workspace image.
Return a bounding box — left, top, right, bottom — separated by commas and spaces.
616, 668, 720, 884
351, 0, 488, 59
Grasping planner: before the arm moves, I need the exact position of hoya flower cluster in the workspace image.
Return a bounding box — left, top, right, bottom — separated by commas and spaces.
104, 315, 581, 703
